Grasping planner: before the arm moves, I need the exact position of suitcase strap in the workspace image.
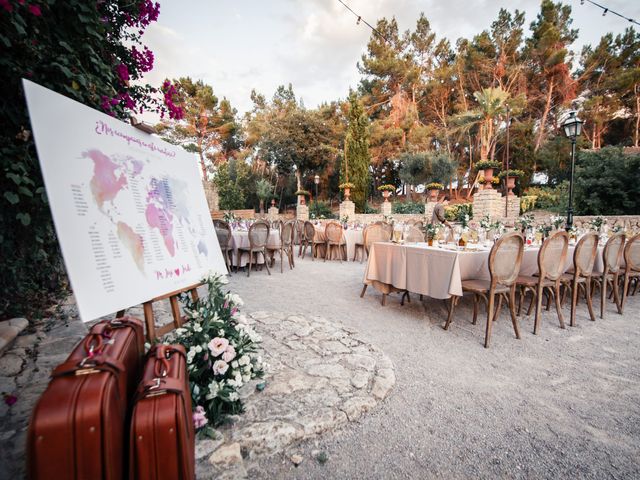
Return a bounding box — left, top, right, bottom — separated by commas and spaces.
51, 354, 125, 378
135, 377, 186, 402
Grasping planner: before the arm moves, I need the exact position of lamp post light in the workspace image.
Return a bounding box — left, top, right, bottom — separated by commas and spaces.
561, 111, 584, 232
314, 174, 320, 219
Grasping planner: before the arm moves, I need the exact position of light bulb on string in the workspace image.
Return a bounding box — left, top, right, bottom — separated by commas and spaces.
603, 8, 608, 16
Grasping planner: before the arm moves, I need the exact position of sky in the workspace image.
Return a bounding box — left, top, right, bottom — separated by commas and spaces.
141, 0, 640, 116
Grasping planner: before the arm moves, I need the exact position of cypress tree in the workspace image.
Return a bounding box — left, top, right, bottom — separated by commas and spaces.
344, 91, 371, 212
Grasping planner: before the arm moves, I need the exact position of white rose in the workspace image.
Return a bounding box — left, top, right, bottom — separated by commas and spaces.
231, 361, 239, 369
195, 345, 202, 353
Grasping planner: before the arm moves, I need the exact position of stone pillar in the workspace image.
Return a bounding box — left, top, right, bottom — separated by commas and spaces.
501, 195, 520, 219
267, 206, 279, 220
472, 189, 503, 220
297, 204, 309, 221
380, 201, 392, 216
339, 201, 356, 220
202, 182, 219, 211
424, 201, 436, 221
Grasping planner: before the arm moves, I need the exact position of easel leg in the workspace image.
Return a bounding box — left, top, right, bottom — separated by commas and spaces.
143, 301, 156, 342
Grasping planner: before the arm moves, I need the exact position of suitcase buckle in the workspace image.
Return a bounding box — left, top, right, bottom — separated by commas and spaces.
146, 377, 167, 397
75, 367, 99, 376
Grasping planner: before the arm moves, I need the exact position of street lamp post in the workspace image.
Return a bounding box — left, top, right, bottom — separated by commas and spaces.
314, 175, 320, 219
561, 111, 584, 232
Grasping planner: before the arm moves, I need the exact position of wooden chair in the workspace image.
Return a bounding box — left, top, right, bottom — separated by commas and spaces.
295, 220, 305, 251
516, 230, 569, 334
378, 221, 393, 238
360, 224, 392, 302
413, 221, 424, 230
559, 232, 598, 326
592, 233, 625, 318
621, 233, 640, 313
237, 220, 270, 277
404, 226, 424, 243
352, 225, 369, 263
271, 220, 295, 273
444, 232, 524, 348
213, 220, 234, 275
324, 221, 346, 262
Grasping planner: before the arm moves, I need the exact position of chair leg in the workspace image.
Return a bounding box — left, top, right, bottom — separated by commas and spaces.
472, 294, 478, 325
263, 249, 271, 275
484, 292, 495, 348
554, 283, 565, 329
381, 293, 387, 306
612, 273, 622, 314
585, 277, 596, 321
545, 288, 552, 311
533, 283, 544, 335
280, 249, 284, 274
492, 295, 503, 322
600, 274, 607, 319
444, 295, 458, 330
570, 278, 579, 327
508, 287, 521, 339
526, 288, 536, 316
360, 284, 368, 298
247, 252, 252, 277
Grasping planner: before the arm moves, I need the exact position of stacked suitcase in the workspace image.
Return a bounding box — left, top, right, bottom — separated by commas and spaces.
27, 317, 195, 480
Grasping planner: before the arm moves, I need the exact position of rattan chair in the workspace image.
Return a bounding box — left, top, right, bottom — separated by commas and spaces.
559, 232, 598, 326
378, 221, 393, 238
413, 221, 424, 230
516, 230, 569, 334
237, 220, 270, 277
620, 233, 640, 313
404, 226, 424, 243
352, 225, 369, 263
295, 220, 305, 250
324, 221, 346, 262
592, 233, 625, 318
360, 224, 392, 302
270, 220, 295, 273
213, 220, 234, 275
444, 232, 524, 348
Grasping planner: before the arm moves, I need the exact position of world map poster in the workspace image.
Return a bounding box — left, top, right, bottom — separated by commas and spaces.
23, 80, 227, 322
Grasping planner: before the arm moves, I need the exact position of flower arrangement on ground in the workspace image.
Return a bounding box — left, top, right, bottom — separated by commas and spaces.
176, 273, 266, 435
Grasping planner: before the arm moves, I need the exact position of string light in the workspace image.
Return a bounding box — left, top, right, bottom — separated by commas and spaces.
337, 0, 389, 43
580, 0, 639, 26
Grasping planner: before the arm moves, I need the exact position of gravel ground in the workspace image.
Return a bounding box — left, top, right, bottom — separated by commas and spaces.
227, 254, 640, 480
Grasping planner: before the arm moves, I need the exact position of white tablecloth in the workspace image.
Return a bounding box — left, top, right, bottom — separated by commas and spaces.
230, 230, 280, 267
364, 242, 606, 299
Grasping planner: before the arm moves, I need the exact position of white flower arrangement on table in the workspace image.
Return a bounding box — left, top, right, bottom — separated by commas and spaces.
175, 272, 266, 437
550, 215, 565, 230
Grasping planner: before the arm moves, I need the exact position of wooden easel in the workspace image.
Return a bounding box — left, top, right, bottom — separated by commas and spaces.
116, 282, 204, 342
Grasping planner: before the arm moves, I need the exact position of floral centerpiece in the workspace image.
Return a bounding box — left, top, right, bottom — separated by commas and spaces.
377, 184, 395, 202
550, 215, 565, 230
223, 211, 238, 224
176, 273, 266, 436
537, 223, 552, 239
475, 160, 501, 188
589, 216, 607, 233
516, 213, 535, 233
479, 214, 493, 231
424, 223, 438, 245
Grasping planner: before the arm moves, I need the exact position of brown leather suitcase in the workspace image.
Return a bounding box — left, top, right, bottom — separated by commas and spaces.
27, 316, 145, 480
130, 344, 195, 480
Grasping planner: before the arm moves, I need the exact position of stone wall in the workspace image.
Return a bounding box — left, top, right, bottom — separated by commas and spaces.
202, 182, 219, 211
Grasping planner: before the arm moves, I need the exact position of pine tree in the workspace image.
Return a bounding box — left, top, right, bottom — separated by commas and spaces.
344, 91, 371, 212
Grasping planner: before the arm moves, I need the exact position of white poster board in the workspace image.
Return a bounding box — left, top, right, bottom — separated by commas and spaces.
23, 80, 227, 322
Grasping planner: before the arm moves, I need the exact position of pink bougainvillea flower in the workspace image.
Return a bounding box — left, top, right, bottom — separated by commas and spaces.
115, 63, 130, 83
28, 4, 41, 16
1, 0, 13, 12
208, 337, 229, 357
3, 393, 17, 406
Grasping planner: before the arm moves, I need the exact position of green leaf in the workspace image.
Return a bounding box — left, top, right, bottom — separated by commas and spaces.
17, 212, 31, 226
4, 192, 19, 205
18, 186, 34, 197
7, 173, 22, 185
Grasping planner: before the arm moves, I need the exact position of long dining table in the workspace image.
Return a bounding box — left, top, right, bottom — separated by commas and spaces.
313, 226, 364, 260
363, 241, 606, 300
229, 230, 280, 267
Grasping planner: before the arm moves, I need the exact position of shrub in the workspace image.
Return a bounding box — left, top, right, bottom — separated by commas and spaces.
363, 202, 380, 214
445, 203, 473, 221
520, 195, 537, 213
309, 201, 335, 219
392, 201, 425, 214
525, 182, 568, 213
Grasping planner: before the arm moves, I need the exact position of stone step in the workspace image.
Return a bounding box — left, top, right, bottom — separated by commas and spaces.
0, 318, 29, 356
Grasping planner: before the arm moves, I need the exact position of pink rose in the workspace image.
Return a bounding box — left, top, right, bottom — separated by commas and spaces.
192, 406, 208, 429
212, 360, 229, 376
208, 337, 229, 357
222, 345, 236, 363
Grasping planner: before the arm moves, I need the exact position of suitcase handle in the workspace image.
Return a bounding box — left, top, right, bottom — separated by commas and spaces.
52, 354, 125, 378
135, 377, 186, 401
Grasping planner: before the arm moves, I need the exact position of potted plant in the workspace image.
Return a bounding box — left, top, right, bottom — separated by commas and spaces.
498, 169, 525, 196
475, 160, 501, 189
425, 182, 444, 202
377, 184, 395, 202
295, 189, 310, 206
424, 223, 437, 246
339, 182, 355, 201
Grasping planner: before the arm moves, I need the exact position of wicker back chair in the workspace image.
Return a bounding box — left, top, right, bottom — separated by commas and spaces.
445, 232, 524, 348
213, 220, 234, 274
237, 220, 270, 277
271, 220, 295, 273
594, 233, 625, 318
379, 221, 393, 237
621, 233, 640, 313
413, 221, 424, 230
364, 224, 389, 255
324, 221, 345, 262
404, 226, 424, 243
352, 225, 369, 263
561, 232, 599, 325
516, 231, 569, 334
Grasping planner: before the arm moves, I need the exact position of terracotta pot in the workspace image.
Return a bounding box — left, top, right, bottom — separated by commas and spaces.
343, 187, 351, 201
428, 189, 438, 202
298, 195, 306, 206
506, 176, 516, 195
382, 190, 391, 202
484, 168, 495, 189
